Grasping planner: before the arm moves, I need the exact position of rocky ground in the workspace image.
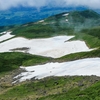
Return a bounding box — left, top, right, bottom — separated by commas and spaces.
0, 68, 26, 93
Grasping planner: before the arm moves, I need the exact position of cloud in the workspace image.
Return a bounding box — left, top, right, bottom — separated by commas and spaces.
0, 0, 46, 10
0, 0, 100, 10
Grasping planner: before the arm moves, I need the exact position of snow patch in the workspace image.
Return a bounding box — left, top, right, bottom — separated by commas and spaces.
0, 35, 91, 58
62, 13, 69, 16
0, 31, 14, 42
13, 58, 100, 83
66, 19, 68, 22
39, 20, 44, 23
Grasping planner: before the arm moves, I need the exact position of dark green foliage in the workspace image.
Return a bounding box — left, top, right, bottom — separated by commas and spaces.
67, 10, 100, 32
11, 21, 74, 39
69, 10, 100, 23
0, 52, 29, 72
69, 11, 85, 23
12, 24, 56, 38
81, 27, 100, 39
0, 52, 51, 74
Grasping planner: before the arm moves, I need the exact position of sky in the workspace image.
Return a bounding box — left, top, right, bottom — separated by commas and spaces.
0, 0, 100, 10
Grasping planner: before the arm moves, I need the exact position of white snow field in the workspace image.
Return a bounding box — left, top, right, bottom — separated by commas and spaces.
13, 58, 100, 83
62, 13, 69, 16
0, 31, 14, 42
0, 35, 91, 58
39, 20, 44, 23
66, 19, 68, 22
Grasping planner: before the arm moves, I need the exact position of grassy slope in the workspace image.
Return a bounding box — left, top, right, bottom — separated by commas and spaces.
81, 26, 100, 39
10, 10, 82, 39
11, 22, 74, 39
69, 32, 100, 48
0, 48, 100, 76
0, 76, 100, 100
56, 48, 100, 62
0, 10, 100, 78
0, 52, 51, 76
9, 10, 100, 49
39, 80, 100, 100
0, 10, 100, 99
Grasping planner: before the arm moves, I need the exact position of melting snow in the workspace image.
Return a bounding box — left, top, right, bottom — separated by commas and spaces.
62, 13, 69, 16
66, 19, 68, 22
0, 31, 14, 42
13, 58, 100, 83
39, 20, 44, 23
0, 35, 91, 58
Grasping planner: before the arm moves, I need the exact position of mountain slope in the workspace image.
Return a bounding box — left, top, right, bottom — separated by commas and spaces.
0, 9, 100, 100
9, 10, 100, 38
0, 10, 100, 71
0, 76, 100, 100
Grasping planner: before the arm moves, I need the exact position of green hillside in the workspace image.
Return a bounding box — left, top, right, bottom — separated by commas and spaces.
0, 76, 100, 100
0, 48, 100, 77
0, 52, 51, 76
8, 10, 100, 49
0, 10, 100, 100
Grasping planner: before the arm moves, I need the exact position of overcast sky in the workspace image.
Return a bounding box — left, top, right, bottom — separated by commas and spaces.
0, 0, 100, 10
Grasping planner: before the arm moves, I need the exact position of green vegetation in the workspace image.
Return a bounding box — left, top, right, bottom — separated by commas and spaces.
81, 26, 100, 39
8, 9, 100, 51
0, 10, 98, 74
79, 10, 100, 18
0, 48, 100, 76
11, 21, 74, 39
0, 10, 100, 100
56, 48, 100, 62
0, 52, 51, 75
69, 32, 100, 48
0, 10, 98, 41
39, 80, 100, 100
0, 10, 100, 74
69, 26, 100, 49
0, 76, 100, 100
12, 24, 57, 38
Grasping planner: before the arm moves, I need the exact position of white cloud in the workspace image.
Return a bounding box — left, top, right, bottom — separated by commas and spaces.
0, 0, 100, 10
0, 0, 46, 10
